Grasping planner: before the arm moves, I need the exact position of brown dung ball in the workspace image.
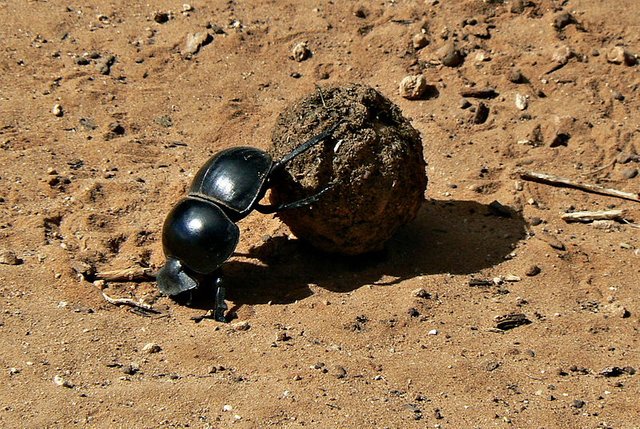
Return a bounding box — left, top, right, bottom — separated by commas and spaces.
269, 84, 428, 255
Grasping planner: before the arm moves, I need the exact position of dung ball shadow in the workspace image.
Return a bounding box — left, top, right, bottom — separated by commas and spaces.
222, 198, 527, 306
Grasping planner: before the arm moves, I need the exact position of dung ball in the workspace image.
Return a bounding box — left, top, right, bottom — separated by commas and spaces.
269, 84, 428, 255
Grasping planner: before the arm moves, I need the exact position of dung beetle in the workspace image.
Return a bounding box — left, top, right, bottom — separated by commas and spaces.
157, 122, 340, 321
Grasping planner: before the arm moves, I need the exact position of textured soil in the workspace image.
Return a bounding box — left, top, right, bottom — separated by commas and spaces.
1, 1, 639, 428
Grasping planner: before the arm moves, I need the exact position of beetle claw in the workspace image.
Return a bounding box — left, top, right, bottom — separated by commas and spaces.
214, 287, 228, 322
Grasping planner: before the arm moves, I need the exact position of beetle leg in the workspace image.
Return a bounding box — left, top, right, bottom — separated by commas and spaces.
270, 121, 341, 175
255, 183, 334, 214
213, 277, 228, 322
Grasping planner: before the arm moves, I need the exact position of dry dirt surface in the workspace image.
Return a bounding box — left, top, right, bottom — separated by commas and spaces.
1, 1, 639, 428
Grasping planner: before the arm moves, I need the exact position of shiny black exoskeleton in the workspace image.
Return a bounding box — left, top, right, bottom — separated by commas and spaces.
157, 122, 340, 321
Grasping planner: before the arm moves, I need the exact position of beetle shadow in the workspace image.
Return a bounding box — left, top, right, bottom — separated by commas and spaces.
222, 199, 528, 306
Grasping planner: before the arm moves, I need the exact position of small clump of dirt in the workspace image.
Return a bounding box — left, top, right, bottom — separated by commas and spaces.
269, 84, 428, 255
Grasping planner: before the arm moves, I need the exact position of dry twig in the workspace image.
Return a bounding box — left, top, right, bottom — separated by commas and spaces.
95, 267, 156, 282
561, 210, 626, 223
101, 291, 161, 313
521, 171, 640, 203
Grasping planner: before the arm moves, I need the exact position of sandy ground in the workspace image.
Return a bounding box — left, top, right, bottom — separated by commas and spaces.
1, 0, 639, 427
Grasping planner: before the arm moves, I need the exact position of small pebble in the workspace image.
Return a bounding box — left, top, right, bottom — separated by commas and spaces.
607, 46, 636, 66
291, 41, 311, 62
460, 99, 471, 109
407, 307, 420, 317
474, 50, 491, 62
621, 167, 637, 179
553, 12, 576, 31
460, 87, 499, 99
485, 361, 500, 372
572, 399, 585, 409
602, 303, 631, 318
95, 55, 115, 75
616, 152, 636, 164
0, 250, 23, 265
543, 233, 566, 251
153, 11, 170, 24
494, 313, 531, 330
525, 265, 541, 277
334, 366, 347, 379
413, 288, 431, 298
110, 122, 125, 135
437, 42, 464, 67
79, 117, 98, 131
412, 33, 429, 50
515, 93, 528, 110
399, 75, 428, 100
52, 104, 64, 117
122, 363, 140, 375
275, 331, 290, 342
529, 217, 543, 226
428, 329, 438, 335
184, 32, 213, 55
514, 180, 524, 191
508, 69, 526, 84
612, 91, 625, 101
53, 375, 74, 388
473, 102, 489, 124
142, 342, 162, 354
231, 321, 250, 332
353, 5, 368, 18
552, 45, 573, 65
222, 404, 233, 412
75, 56, 90, 66
510, 0, 527, 14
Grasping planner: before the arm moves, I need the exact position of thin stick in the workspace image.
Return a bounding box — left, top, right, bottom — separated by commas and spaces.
316, 84, 327, 108
520, 171, 640, 203
561, 210, 626, 223
583, 159, 616, 176
95, 267, 156, 282
622, 219, 640, 229
101, 291, 160, 313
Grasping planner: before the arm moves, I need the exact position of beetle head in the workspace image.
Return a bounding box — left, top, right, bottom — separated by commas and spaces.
156, 257, 199, 296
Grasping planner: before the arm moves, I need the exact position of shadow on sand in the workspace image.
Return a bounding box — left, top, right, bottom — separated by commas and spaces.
218, 199, 527, 306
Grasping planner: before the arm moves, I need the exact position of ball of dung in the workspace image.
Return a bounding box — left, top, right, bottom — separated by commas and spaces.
269, 84, 428, 255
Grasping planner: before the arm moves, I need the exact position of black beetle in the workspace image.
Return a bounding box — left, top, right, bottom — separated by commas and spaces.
157, 122, 340, 321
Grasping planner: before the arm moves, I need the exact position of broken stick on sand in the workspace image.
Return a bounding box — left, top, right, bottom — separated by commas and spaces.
101, 291, 161, 313
94, 267, 156, 282
520, 171, 640, 203
561, 210, 626, 223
